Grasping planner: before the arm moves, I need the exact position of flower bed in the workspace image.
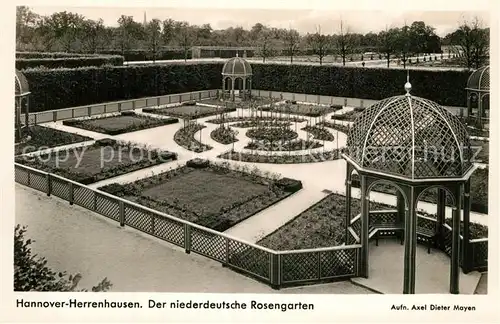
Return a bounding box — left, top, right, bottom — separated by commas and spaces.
331, 110, 361, 122
15, 126, 93, 156
232, 121, 292, 128
99, 161, 301, 231
173, 124, 212, 153
257, 193, 488, 251
210, 126, 238, 145
244, 139, 322, 151
206, 116, 305, 125
218, 149, 344, 164
142, 104, 236, 120
62, 112, 178, 135
316, 121, 351, 134
258, 103, 335, 117
15, 139, 177, 184
301, 126, 335, 141
246, 127, 298, 142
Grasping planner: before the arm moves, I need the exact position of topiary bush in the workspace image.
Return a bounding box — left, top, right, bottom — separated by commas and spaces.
16, 56, 124, 70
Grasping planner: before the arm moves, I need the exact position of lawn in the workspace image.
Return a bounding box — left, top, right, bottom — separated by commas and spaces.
259, 103, 335, 117
143, 103, 236, 119
15, 139, 177, 184
15, 126, 93, 156
62, 112, 178, 135
99, 161, 302, 231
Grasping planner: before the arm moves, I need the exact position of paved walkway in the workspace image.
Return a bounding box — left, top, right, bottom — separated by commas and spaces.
351, 238, 481, 294
15, 184, 372, 294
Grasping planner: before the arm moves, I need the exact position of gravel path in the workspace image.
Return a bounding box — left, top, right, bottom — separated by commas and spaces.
15, 184, 372, 294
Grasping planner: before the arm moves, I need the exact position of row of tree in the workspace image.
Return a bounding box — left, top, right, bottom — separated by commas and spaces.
16, 7, 489, 68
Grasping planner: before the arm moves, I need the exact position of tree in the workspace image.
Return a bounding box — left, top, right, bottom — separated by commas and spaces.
256, 28, 275, 63
307, 26, 330, 65
145, 19, 162, 62
41, 11, 86, 52
161, 18, 175, 46
395, 23, 411, 68
14, 225, 112, 292
449, 17, 489, 69
16, 6, 39, 50
81, 18, 105, 53
283, 27, 300, 64
336, 20, 353, 66
117, 15, 144, 56
177, 22, 196, 62
378, 26, 399, 68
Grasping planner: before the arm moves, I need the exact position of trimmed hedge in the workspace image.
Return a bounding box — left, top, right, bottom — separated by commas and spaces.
16, 56, 124, 70
99, 49, 191, 61
16, 51, 98, 59
23, 63, 469, 113
23, 63, 222, 112
251, 64, 470, 107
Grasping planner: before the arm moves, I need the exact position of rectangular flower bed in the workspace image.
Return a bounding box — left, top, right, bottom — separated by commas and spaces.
99, 161, 301, 232
15, 125, 93, 156
62, 112, 178, 135
143, 104, 236, 120
15, 139, 177, 184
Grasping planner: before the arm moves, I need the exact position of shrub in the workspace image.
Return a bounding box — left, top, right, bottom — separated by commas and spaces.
275, 178, 303, 193
186, 158, 210, 169
16, 51, 98, 59
16, 56, 124, 70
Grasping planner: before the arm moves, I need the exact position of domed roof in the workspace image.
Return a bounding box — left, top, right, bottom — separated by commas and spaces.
345, 86, 473, 180
222, 55, 252, 76
466, 65, 489, 91
15, 69, 30, 96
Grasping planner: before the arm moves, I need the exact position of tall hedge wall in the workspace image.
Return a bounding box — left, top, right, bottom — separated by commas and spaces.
250, 64, 470, 107
16, 56, 124, 70
99, 50, 192, 61
16, 51, 97, 59
23, 63, 222, 112
22, 63, 469, 112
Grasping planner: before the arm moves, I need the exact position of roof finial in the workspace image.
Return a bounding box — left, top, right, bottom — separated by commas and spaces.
404, 70, 412, 96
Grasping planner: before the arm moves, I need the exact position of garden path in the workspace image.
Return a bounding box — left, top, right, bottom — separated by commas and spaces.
15, 184, 373, 294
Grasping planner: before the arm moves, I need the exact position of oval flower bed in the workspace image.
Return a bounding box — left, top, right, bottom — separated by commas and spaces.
246, 127, 298, 142
173, 123, 212, 153
210, 126, 238, 145
244, 139, 322, 151
301, 126, 335, 141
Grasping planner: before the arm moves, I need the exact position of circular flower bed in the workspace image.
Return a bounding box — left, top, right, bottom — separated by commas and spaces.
210, 126, 238, 144
245, 139, 322, 151
246, 127, 298, 142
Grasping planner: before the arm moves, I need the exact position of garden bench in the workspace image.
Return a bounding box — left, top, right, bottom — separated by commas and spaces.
416, 227, 437, 254
370, 223, 404, 246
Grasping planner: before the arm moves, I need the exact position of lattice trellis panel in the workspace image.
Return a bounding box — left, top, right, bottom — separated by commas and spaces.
29, 172, 47, 192
125, 205, 153, 233
190, 228, 226, 262
73, 185, 95, 210
280, 252, 318, 283
320, 249, 356, 278
443, 226, 453, 257
351, 218, 361, 238
228, 240, 271, 280
471, 241, 488, 267
346, 95, 473, 179
95, 194, 120, 221
51, 178, 70, 201
467, 66, 490, 91
416, 216, 437, 233
370, 211, 398, 226
15, 166, 29, 185
152, 216, 185, 247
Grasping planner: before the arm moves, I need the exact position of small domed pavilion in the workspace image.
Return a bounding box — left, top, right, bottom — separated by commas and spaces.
15, 69, 31, 140
465, 65, 489, 128
221, 54, 252, 101
343, 75, 477, 294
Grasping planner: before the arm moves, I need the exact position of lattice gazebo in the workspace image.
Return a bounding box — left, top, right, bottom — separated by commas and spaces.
465, 65, 489, 128
343, 78, 477, 294
15, 69, 31, 140
221, 54, 252, 101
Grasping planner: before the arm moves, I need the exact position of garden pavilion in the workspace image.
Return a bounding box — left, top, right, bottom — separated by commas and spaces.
221, 54, 252, 101
343, 76, 477, 294
15, 69, 31, 141
465, 65, 489, 129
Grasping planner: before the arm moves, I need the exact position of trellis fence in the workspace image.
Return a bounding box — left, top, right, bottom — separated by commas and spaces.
349, 210, 488, 273
14, 163, 361, 288
21, 89, 465, 125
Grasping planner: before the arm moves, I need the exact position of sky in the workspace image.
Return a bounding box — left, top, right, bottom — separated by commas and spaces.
28, 6, 490, 37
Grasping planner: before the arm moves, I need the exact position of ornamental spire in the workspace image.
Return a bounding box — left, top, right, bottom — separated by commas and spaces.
404, 69, 412, 96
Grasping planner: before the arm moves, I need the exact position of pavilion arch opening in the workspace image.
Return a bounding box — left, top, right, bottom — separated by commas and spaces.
481, 94, 490, 119
234, 77, 244, 91
223, 77, 232, 91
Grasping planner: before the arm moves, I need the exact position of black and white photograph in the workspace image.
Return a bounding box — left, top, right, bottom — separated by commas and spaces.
2, 0, 499, 322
